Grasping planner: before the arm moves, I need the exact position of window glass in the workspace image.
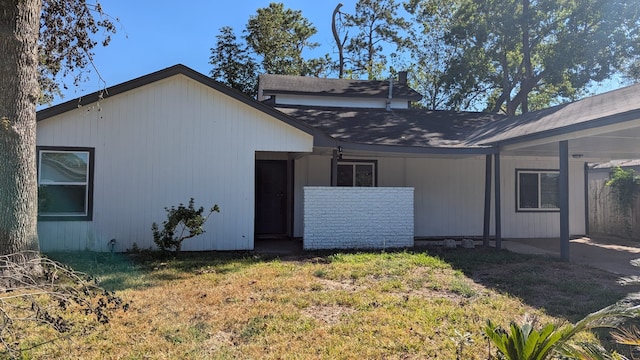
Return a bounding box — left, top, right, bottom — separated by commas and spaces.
38, 149, 92, 218
517, 170, 559, 211
336, 161, 375, 187
39, 185, 86, 213
540, 173, 559, 208
337, 164, 354, 186
519, 173, 539, 208
355, 165, 373, 187
40, 152, 88, 183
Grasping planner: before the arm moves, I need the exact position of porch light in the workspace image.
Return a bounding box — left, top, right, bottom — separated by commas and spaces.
338, 146, 343, 160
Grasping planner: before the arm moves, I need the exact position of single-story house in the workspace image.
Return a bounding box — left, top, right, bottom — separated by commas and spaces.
36, 64, 640, 259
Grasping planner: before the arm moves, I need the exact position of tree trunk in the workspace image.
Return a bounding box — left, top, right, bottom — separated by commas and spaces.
0, 0, 42, 257
520, 0, 532, 114
332, 3, 345, 79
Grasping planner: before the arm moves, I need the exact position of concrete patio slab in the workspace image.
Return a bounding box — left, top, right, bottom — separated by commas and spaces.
502, 237, 640, 276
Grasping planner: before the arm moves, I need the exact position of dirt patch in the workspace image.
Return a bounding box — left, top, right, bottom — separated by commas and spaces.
301, 305, 357, 325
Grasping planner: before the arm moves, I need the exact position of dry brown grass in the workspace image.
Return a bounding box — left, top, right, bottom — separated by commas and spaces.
12, 247, 636, 359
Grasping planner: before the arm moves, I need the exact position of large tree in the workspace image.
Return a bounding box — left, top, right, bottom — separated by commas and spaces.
210, 26, 259, 97
0, 0, 114, 257
342, 0, 410, 79
245, 2, 326, 76
409, 0, 640, 115
403, 0, 458, 109
0, 0, 41, 257
211, 2, 331, 96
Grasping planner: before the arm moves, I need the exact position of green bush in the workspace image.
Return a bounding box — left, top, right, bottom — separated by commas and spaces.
606, 166, 640, 216
151, 198, 219, 255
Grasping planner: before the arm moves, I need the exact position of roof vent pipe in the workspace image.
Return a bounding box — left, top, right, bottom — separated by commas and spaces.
386, 77, 393, 111
398, 71, 407, 84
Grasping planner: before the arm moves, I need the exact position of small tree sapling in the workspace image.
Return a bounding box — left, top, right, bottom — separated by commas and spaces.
151, 198, 219, 256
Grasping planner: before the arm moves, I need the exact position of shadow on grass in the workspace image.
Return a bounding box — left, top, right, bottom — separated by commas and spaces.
46, 246, 638, 324
45, 250, 264, 292
423, 246, 636, 322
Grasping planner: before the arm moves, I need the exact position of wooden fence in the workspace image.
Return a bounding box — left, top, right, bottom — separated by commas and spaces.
588, 179, 640, 239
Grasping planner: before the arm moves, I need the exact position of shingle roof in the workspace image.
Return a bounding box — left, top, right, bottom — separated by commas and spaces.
275, 105, 505, 148
260, 74, 423, 101
467, 82, 640, 146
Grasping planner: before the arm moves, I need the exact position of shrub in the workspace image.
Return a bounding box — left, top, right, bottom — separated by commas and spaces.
151, 198, 219, 255
606, 166, 640, 216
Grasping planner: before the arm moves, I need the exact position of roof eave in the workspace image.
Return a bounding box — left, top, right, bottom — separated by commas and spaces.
323, 140, 497, 155
482, 108, 640, 149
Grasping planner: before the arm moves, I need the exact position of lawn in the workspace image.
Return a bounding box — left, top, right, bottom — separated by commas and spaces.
15, 247, 639, 359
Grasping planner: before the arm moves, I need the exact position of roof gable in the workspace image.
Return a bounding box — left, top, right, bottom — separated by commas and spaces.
37, 64, 315, 135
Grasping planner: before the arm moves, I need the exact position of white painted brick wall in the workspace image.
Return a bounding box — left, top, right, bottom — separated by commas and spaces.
303, 187, 414, 250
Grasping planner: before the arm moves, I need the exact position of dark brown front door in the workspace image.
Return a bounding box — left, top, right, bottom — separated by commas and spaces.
255, 160, 288, 235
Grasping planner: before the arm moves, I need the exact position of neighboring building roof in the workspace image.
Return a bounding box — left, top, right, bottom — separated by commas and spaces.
259, 74, 423, 101
468, 82, 640, 146
590, 159, 640, 170
276, 105, 505, 149
36, 64, 316, 136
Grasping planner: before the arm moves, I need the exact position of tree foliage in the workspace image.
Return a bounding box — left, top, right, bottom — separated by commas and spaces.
340, 0, 410, 79
38, 0, 117, 103
404, 0, 457, 109
407, 0, 640, 115
245, 2, 327, 76
210, 2, 331, 96
606, 166, 640, 216
210, 26, 258, 97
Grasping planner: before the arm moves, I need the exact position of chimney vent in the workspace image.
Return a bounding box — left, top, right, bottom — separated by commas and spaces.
398, 71, 408, 84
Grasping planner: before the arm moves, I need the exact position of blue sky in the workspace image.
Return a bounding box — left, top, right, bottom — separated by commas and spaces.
54, 0, 624, 106
54, 0, 361, 104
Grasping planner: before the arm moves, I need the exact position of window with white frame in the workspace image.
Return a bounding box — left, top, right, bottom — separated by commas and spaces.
516, 169, 559, 211
37, 147, 94, 220
337, 161, 376, 187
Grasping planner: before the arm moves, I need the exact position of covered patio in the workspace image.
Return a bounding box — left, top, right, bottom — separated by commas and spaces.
476, 84, 640, 261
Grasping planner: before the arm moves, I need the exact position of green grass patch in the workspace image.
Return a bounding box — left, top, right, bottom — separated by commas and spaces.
24, 247, 635, 359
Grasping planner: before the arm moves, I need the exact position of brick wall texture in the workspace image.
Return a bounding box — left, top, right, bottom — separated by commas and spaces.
303, 187, 414, 250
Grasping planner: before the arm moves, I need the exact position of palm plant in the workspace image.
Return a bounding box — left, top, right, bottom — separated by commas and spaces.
485, 299, 640, 359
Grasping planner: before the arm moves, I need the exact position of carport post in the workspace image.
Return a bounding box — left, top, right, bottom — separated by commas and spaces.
483, 154, 492, 247
559, 140, 570, 261
494, 153, 502, 249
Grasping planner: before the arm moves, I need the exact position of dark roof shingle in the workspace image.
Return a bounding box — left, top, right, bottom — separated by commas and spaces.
260, 74, 423, 101
468, 82, 640, 146
276, 105, 505, 148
